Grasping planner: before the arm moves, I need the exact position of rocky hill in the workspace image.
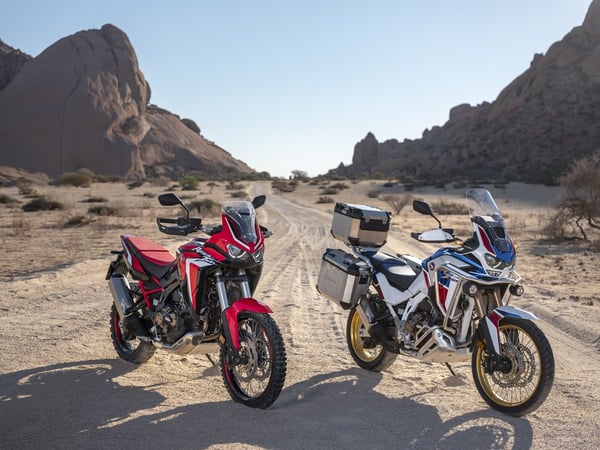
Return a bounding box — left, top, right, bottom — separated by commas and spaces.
332, 0, 600, 184
0, 24, 252, 180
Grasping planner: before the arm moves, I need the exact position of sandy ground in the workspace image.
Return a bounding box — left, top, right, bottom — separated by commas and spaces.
0, 179, 598, 449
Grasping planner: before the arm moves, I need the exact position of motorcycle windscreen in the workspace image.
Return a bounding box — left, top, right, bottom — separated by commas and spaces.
222, 201, 258, 243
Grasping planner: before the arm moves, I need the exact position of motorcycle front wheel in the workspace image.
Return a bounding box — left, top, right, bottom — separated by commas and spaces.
220, 312, 287, 409
346, 307, 397, 372
472, 317, 554, 417
109, 304, 155, 364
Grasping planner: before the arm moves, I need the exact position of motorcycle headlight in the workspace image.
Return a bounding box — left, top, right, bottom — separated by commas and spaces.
484, 253, 499, 268
227, 244, 247, 259
252, 247, 264, 263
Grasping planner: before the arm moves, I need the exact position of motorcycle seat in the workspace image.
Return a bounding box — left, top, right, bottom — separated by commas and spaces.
121, 235, 176, 279
368, 251, 418, 291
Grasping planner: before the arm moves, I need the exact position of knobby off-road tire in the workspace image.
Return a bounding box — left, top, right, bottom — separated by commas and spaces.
346, 307, 397, 372
472, 317, 554, 417
220, 312, 287, 409
110, 304, 155, 364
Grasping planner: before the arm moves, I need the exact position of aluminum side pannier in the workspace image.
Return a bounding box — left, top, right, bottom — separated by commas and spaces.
317, 248, 371, 309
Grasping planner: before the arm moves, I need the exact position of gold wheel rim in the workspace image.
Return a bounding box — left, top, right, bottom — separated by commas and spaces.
475, 323, 542, 407
350, 310, 382, 362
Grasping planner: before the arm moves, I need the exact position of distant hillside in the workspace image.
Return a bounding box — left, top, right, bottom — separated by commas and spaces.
332, 0, 600, 184
0, 24, 253, 180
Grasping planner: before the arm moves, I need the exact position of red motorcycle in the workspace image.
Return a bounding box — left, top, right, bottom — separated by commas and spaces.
106, 193, 286, 408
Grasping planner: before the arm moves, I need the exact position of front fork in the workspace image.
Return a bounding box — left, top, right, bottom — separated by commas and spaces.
476, 305, 538, 371
214, 269, 273, 357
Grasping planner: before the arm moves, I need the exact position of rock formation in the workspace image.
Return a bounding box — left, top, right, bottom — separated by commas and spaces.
0, 24, 252, 180
334, 0, 600, 184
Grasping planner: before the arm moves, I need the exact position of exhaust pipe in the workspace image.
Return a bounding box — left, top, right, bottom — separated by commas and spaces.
108, 274, 150, 340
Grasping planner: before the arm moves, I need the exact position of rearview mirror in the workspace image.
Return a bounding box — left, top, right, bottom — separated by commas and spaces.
158, 193, 182, 207
252, 195, 266, 209
413, 200, 433, 216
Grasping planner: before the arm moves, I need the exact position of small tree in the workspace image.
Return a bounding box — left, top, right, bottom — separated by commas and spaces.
556, 150, 600, 240
291, 170, 309, 181
382, 194, 413, 215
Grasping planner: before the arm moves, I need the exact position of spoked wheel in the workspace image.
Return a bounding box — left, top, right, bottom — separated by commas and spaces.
109, 304, 155, 364
472, 317, 554, 416
220, 312, 287, 409
346, 307, 397, 372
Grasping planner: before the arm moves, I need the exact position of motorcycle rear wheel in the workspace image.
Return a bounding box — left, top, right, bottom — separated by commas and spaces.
472, 317, 554, 417
220, 312, 287, 409
110, 304, 155, 364
346, 307, 397, 372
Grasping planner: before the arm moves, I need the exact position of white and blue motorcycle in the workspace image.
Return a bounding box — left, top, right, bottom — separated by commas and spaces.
318, 188, 554, 416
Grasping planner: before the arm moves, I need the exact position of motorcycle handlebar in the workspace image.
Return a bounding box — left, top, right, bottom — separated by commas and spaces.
156, 216, 202, 235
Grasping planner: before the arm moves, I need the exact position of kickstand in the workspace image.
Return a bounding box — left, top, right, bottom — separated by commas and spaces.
206, 354, 216, 366
445, 362, 457, 377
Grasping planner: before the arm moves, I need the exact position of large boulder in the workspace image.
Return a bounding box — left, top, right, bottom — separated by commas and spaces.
336, 0, 600, 183
0, 24, 252, 179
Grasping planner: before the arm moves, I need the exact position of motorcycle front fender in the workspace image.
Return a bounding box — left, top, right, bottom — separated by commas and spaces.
223, 298, 273, 351
478, 305, 538, 356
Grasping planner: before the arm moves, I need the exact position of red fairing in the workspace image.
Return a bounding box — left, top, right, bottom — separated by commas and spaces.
206, 214, 265, 259
225, 299, 273, 350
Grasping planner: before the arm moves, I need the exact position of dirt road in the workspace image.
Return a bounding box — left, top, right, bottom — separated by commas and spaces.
1, 185, 598, 449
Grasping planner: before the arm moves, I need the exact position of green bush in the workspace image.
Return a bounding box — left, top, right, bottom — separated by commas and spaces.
180, 175, 200, 190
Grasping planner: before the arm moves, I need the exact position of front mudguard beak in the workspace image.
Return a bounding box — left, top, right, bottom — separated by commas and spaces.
477, 305, 538, 357
222, 298, 273, 351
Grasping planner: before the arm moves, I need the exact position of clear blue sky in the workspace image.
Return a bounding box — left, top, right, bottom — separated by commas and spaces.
0, 1, 593, 177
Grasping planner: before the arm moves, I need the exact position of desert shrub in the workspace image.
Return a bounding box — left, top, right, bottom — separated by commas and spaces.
226, 181, 245, 190
22, 196, 63, 212
329, 182, 349, 190
0, 194, 18, 205
316, 196, 335, 204
189, 198, 220, 215
17, 181, 37, 197
180, 175, 200, 190
241, 171, 271, 181
13, 212, 30, 236
272, 180, 296, 192
64, 215, 93, 227
56, 168, 94, 187
382, 194, 413, 215
88, 205, 119, 216
142, 192, 155, 198
321, 188, 339, 195
230, 191, 247, 199
81, 197, 108, 203
367, 190, 380, 198
128, 180, 144, 189
430, 199, 467, 215
540, 210, 571, 241
554, 150, 600, 241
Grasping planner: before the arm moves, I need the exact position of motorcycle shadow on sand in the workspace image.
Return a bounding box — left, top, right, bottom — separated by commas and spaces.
0, 361, 533, 449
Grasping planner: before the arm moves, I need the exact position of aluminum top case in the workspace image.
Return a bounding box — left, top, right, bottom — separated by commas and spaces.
331, 203, 391, 247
